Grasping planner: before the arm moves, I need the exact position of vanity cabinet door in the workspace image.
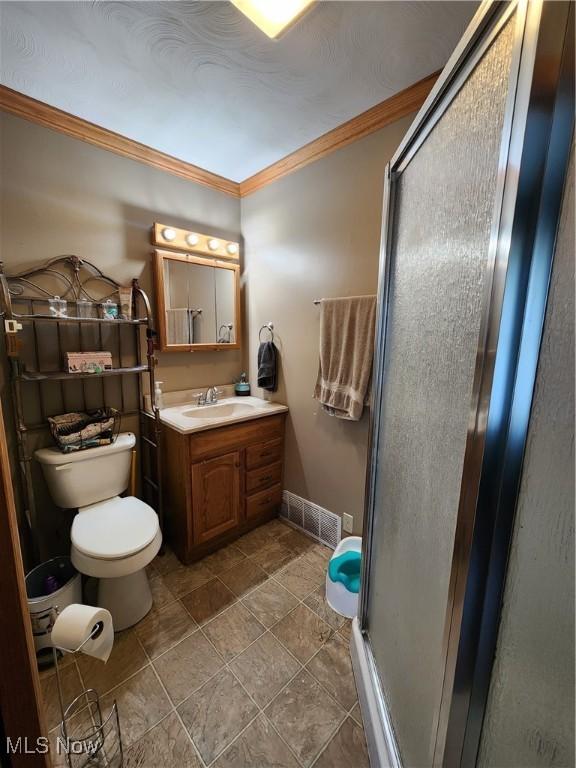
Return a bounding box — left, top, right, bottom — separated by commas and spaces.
191, 451, 241, 545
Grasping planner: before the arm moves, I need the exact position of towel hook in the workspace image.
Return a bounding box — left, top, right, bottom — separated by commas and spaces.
259, 322, 274, 343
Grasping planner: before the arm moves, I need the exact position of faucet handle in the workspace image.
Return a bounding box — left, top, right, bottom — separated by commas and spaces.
193, 392, 206, 406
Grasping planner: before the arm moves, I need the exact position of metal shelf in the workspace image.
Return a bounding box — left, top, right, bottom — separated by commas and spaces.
0, 255, 164, 564
18, 365, 150, 382
12, 313, 149, 325
23, 409, 141, 432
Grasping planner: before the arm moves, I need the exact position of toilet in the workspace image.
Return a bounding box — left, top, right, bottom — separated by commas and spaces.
35, 432, 161, 631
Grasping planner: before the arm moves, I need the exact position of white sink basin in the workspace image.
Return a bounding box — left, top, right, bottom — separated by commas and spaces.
159, 396, 288, 434
181, 402, 258, 420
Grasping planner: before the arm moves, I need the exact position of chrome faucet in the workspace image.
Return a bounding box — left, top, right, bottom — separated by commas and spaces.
194, 386, 222, 406
206, 386, 222, 404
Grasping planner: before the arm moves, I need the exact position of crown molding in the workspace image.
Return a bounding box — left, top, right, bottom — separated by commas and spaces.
0, 72, 439, 199
0, 85, 240, 198
239, 70, 439, 196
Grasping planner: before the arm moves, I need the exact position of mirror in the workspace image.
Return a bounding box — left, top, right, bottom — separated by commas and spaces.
154, 249, 240, 351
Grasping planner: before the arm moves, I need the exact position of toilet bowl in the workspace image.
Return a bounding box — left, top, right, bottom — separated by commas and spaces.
35, 432, 161, 631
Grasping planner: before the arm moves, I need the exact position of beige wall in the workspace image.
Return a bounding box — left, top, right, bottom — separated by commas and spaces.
0, 113, 243, 394
241, 115, 414, 533
0, 113, 242, 561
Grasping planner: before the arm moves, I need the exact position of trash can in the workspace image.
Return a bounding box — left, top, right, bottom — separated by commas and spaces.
26, 556, 82, 666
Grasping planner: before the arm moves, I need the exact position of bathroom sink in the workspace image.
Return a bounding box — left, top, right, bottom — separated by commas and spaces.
181, 402, 257, 419
159, 396, 288, 434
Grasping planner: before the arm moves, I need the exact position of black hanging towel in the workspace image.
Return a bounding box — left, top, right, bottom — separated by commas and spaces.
257, 341, 277, 392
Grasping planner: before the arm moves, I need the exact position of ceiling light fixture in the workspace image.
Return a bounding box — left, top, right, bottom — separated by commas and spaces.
231, 0, 315, 39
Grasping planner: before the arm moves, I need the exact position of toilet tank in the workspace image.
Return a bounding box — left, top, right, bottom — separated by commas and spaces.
35, 432, 136, 509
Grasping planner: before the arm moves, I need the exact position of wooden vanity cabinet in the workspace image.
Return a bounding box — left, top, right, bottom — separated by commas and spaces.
161, 413, 286, 563
191, 451, 241, 545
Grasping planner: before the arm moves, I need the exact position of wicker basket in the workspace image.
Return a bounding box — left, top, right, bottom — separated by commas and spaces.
48, 408, 120, 453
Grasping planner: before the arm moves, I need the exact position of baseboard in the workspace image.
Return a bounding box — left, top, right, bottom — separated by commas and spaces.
350, 618, 402, 768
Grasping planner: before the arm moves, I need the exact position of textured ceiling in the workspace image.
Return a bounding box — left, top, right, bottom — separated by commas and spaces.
0, 1, 476, 181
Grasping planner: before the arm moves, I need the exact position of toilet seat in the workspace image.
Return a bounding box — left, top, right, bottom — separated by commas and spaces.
72, 496, 158, 560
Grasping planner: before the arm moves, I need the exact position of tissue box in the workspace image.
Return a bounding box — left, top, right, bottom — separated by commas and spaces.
65, 351, 113, 374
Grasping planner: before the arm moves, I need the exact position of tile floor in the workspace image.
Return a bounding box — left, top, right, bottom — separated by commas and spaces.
41, 519, 369, 768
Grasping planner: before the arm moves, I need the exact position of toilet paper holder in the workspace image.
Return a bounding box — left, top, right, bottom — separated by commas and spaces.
49, 607, 124, 768
52, 619, 104, 655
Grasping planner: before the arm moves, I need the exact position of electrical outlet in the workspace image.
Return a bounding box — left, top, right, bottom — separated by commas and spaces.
343, 513, 354, 533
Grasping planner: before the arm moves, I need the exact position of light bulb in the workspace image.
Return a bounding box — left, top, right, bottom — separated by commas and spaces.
162, 227, 176, 242
226, 242, 239, 256
208, 239, 220, 251
186, 233, 199, 247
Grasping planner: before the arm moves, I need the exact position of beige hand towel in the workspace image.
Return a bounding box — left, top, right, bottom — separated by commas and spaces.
314, 295, 377, 421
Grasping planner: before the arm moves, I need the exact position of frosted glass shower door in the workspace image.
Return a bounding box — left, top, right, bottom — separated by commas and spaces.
363, 13, 516, 768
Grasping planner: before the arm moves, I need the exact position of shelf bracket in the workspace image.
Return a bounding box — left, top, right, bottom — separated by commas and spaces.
4, 319, 22, 334
4, 319, 22, 357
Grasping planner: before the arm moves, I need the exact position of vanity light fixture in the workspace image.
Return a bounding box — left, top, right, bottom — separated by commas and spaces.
162, 227, 176, 242
231, 0, 315, 39
152, 223, 240, 260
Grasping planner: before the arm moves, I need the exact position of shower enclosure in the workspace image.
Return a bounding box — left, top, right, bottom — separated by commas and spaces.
353, 1, 574, 766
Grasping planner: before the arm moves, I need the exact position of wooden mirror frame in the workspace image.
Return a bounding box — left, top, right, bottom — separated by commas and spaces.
153, 248, 241, 352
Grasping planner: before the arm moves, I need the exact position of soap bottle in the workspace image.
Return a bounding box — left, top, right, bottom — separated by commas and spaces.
235, 372, 251, 397
154, 381, 164, 410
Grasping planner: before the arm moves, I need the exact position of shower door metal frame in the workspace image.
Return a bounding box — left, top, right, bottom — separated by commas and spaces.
357, 1, 574, 766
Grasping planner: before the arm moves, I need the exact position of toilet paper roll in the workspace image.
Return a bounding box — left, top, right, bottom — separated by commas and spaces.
51, 604, 114, 663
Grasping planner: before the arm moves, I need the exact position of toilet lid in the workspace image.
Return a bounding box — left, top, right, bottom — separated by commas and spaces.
71, 496, 159, 560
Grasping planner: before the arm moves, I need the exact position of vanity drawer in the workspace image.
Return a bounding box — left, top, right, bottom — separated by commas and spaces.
246, 483, 282, 520
246, 461, 282, 494
189, 415, 284, 461
246, 438, 283, 470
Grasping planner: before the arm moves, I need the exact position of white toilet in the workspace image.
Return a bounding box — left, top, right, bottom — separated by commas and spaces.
35, 432, 161, 631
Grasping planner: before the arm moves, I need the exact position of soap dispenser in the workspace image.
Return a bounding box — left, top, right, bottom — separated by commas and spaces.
235, 372, 251, 397
154, 381, 164, 410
